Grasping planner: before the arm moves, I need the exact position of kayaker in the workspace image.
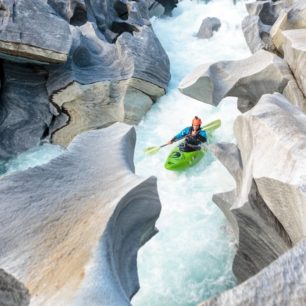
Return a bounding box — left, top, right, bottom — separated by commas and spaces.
167, 116, 207, 152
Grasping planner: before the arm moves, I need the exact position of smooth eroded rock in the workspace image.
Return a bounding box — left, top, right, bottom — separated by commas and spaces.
242, 0, 284, 53
196, 17, 221, 39
179, 49, 292, 111
271, 0, 306, 54
0, 0, 72, 64
282, 29, 306, 99
124, 87, 153, 125
210, 93, 306, 281
50, 80, 128, 147
200, 238, 306, 306
0, 123, 161, 305
211, 144, 292, 282
0, 62, 53, 159
234, 93, 306, 244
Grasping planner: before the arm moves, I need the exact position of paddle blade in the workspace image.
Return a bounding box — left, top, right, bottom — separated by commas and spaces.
144, 146, 161, 154
202, 119, 221, 132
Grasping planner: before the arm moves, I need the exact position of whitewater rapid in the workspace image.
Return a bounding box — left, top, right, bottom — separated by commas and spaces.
133, 1, 250, 305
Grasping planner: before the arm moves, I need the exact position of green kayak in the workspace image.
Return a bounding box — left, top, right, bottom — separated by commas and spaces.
164, 119, 221, 171
164, 146, 207, 171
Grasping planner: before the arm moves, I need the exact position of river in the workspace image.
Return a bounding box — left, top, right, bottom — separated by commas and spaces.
133, 0, 250, 305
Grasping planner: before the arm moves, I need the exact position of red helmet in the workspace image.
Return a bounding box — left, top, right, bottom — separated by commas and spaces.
192, 116, 202, 126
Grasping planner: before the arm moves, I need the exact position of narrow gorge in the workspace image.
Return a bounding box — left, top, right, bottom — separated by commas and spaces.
0, 0, 305, 306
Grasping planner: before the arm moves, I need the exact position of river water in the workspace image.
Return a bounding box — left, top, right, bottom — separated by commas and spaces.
133, 0, 250, 305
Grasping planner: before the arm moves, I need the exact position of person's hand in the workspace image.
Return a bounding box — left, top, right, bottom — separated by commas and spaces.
167, 140, 173, 145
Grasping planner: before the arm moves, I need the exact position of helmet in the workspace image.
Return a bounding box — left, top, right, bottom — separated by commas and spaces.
192, 116, 202, 126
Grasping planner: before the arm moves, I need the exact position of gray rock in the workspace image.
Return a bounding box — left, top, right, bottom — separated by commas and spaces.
0, 62, 53, 159
117, 25, 170, 91
210, 93, 306, 281
46, 22, 169, 146
179, 49, 292, 111
282, 29, 306, 99
46, 24, 134, 96
0, 269, 30, 306
200, 238, 306, 306
233, 93, 306, 244
283, 79, 306, 113
148, 1, 165, 18
0, 0, 72, 64
197, 17, 221, 39
0, 123, 161, 305
211, 143, 292, 282
271, 0, 306, 54
46, 23, 133, 146
153, 0, 178, 16
242, 15, 275, 53
246, 0, 283, 26
124, 88, 153, 125
50, 80, 128, 146
243, 0, 284, 53
48, 0, 87, 26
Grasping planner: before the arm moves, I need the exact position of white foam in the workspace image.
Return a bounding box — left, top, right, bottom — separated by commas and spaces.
0, 143, 64, 176
133, 0, 250, 304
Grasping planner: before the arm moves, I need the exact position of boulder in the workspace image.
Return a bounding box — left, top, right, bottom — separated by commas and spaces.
50, 80, 128, 147
46, 24, 134, 96
283, 79, 306, 113
0, 0, 72, 64
154, 0, 178, 16
116, 26, 170, 92
200, 238, 306, 306
211, 145, 292, 282
0, 269, 30, 306
242, 15, 275, 53
124, 88, 153, 125
0, 62, 53, 159
147, 0, 165, 18
242, 0, 284, 53
210, 93, 306, 281
282, 29, 306, 98
179, 49, 292, 111
47, 23, 169, 146
234, 92, 306, 244
0, 123, 161, 305
246, 0, 283, 25
196, 17, 221, 39
271, 1, 306, 54
48, 0, 87, 26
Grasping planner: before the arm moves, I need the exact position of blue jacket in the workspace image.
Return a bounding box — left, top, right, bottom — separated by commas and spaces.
171, 127, 207, 145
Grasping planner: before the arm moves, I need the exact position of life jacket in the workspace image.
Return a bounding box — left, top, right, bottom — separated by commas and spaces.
185, 127, 206, 146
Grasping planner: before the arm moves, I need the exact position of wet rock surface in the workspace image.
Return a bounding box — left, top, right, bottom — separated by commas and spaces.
200, 238, 306, 306
0, 62, 52, 159
210, 93, 306, 282
0, 0, 170, 157
197, 17, 221, 39
179, 49, 296, 112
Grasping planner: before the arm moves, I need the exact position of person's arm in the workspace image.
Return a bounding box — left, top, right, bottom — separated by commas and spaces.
167, 127, 190, 144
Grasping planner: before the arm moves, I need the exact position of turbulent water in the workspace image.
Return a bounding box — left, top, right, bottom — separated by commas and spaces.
133, 1, 250, 305
0, 143, 64, 176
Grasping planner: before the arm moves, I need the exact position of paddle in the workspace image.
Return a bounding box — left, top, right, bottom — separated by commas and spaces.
201, 119, 221, 132
144, 119, 221, 155
144, 143, 169, 154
